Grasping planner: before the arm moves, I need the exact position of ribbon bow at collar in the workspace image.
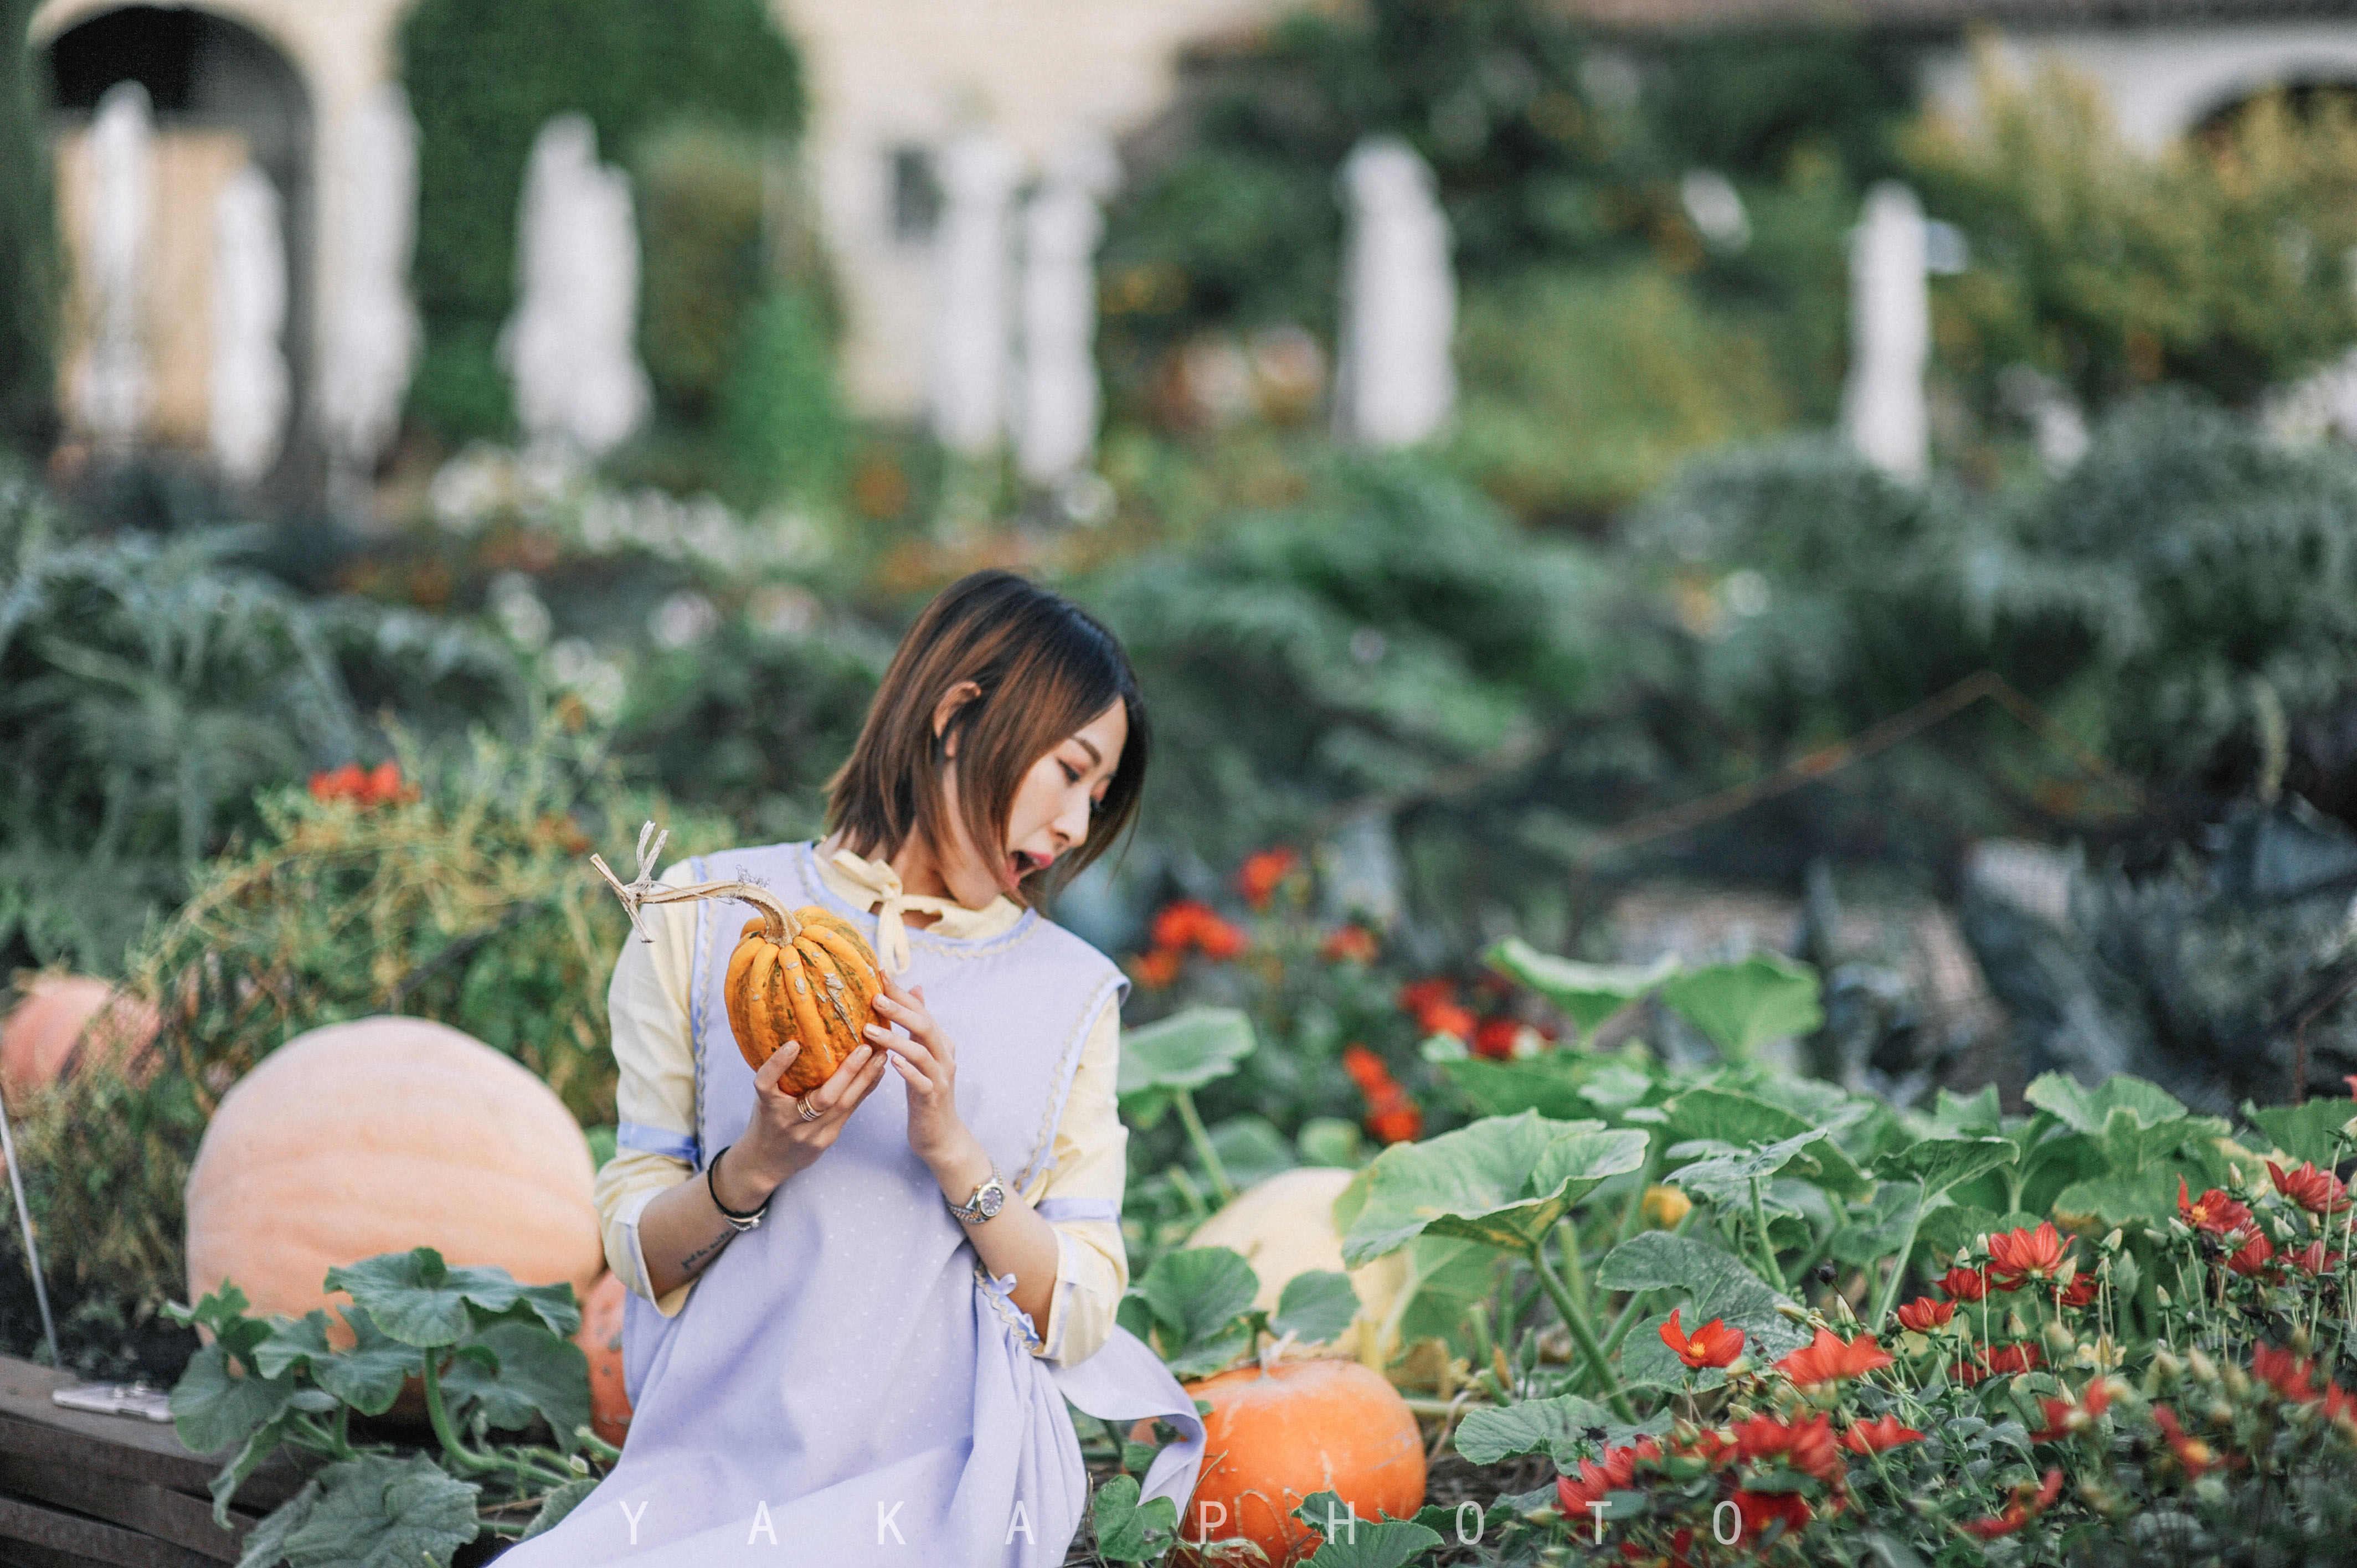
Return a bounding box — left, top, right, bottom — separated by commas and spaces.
827, 847, 967, 976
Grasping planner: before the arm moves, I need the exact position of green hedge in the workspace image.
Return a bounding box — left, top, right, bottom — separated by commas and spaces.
0, 0, 58, 452
398, 0, 804, 443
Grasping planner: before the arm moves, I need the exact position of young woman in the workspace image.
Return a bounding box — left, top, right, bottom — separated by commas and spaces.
503, 572, 1203, 1565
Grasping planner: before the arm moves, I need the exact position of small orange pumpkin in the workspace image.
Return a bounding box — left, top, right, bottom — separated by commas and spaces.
0, 974, 161, 1096
593, 823, 882, 1095
575, 1270, 632, 1448
1171, 1358, 1426, 1567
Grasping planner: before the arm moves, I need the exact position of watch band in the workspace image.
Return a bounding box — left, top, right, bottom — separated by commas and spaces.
707, 1144, 769, 1231
947, 1169, 1005, 1224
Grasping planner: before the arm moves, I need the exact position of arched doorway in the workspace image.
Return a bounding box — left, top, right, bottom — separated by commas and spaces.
43, 5, 311, 477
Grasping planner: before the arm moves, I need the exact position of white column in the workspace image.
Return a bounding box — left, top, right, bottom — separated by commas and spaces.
317, 85, 420, 482
929, 131, 1021, 458
498, 115, 651, 456
78, 81, 156, 447
208, 163, 289, 483
1013, 138, 1116, 486
1332, 136, 1455, 448
1840, 181, 1931, 482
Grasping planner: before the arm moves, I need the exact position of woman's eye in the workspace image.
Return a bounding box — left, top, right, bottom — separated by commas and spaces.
1061, 762, 1082, 785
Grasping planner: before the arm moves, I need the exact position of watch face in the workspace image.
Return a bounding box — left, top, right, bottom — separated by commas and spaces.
976, 1182, 1005, 1219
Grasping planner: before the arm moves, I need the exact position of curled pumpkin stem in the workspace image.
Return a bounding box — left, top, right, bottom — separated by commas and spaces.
590, 820, 800, 942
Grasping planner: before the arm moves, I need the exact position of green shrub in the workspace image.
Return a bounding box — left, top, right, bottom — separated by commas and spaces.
398, 0, 804, 443
1447, 265, 1793, 520
718, 286, 847, 510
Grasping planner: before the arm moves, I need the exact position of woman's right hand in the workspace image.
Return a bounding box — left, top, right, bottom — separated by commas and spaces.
717, 1039, 892, 1208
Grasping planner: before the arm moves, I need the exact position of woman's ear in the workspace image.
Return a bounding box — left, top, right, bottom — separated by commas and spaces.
930, 680, 984, 760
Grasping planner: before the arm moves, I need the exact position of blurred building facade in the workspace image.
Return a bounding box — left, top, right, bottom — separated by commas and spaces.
27, 0, 2357, 470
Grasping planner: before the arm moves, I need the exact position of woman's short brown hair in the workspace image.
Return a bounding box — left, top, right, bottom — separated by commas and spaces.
825, 571, 1150, 903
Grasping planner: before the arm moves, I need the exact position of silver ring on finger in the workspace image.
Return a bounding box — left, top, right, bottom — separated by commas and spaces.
797, 1097, 823, 1123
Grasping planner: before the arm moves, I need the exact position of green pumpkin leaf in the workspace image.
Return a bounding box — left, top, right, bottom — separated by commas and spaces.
208, 1411, 292, 1530
1090, 1473, 1179, 1561
1298, 1117, 1365, 1168
1133, 1247, 1261, 1378
1914, 1203, 2005, 1263
1880, 1137, 2018, 1197
1483, 940, 1678, 1040
1272, 1271, 1360, 1348
2024, 1073, 2186, 1136
325, 1249, 578, 1348
1830, 1183, 1924, 1267
234, 1477, 321, 1568
1339, 1112, 1649, 1266
1594, 1231, 1808, 1361
2243, 1100, 2357, 1168
171, 1342, 300, 1457
1117, 1008, 1257, 1098
251, 1308, 419, 1417
1208, 1115, 1297, 1190
439, 1321, 591, 1446
1438, 1053, 1595, 1121
1291, 1490, 1444, 1567
1658, 954, 1823, 1058
1663, 1088, 1871, 1198
519, 1478, 599, 1542
1926, 1086, 2004, 1137
1453, 1392, 1619, 1465
1666, 1085, 1813, 1147
279, 1453, 479, 1568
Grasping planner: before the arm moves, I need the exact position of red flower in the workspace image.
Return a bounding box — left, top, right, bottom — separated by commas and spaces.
1953, 1342, 2044, 1385
1776, 1328, 1893, 1389
1733, 1488, 1812, 1539
1149, 901, 1246, 960
1398, 978, 1473, 1040
1895, 1297, 1954, 1333
2056, 1275, 2098, 1309
2179, 1179, 2253, 1237
309, 761, 412, 809
1195, 915, 1247, 961
1365, 1095, 1422, 1145
2291, 1239, 2345, 1275
1471, 1017, 1540, 1061
2252, 1343, 2320, 1405
1555, 1438, 1660, 1514
1320, 925, 1378, 965
1236, 847, 1298, 911
1840, 1415, 1924, 1455
2268, 1159, 2351, 1218
2227, 1231, 2276, 1277
1341, 1044, 1394, 1094
1730, 1412, 1843, 1483
2152, 1405, 2215, 1476
1936, 1265, 1992, 1302
1986, 1221, 2068, 1288
1131, 950, 1181, 990
1659, 1309, 1746, 1370
2029, 1380, 2111, 1442
1961, 1468, 2063, 1539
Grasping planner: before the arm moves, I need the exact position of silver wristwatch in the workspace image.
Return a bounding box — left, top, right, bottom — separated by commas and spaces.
947, 1170, 1006, 1225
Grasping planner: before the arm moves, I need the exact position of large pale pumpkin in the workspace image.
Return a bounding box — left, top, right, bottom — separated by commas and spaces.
1188, 1167, 1409, 1368
0, 974, 160, 1096
184, 1016, 603, 1345
575, 1270, 632, 1448
594, 823, 881, 1096
1174, 1359, 1425, 1567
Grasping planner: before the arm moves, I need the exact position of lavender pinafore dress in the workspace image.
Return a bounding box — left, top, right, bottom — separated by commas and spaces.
500, 842, 1204, 1565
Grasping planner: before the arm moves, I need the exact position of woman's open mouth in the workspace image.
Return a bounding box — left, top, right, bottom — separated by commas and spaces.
1010, 848, 1051, 880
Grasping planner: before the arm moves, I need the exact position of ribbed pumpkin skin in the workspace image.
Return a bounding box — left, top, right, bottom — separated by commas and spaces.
575, 1270, 632, 1448
0, 975, 160, 1096
184, 1017, 603, 1346
719, 909, 882, 1096
1174, 1359, 1426, 1567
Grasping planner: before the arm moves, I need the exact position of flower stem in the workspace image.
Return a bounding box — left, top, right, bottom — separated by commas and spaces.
1747, 1176, 1781, 1286
1530, 1237, 1636, 1423
1869, 1178, 1929, 1332
1171, 1090, 1236, 1206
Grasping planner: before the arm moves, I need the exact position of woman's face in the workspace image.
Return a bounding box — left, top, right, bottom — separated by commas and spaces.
938, 698, 1128, 907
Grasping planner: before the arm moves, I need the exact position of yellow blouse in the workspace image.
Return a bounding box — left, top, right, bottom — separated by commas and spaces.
591, 848, 1131, 1366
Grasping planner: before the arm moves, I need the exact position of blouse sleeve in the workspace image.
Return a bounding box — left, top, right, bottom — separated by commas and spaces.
594, 860, 703, 1318
1022, 997, 1131, 1367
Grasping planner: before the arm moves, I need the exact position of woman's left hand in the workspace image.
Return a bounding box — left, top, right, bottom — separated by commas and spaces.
868, 973, 975, 1174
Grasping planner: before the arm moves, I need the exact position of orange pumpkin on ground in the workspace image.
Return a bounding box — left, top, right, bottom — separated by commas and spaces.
1169, 1358, 1425, 1567
593, 826, 882, 1095
0, 974, 161, 1096
575, 1270, 632, 1447
183, 1015, 603, 1346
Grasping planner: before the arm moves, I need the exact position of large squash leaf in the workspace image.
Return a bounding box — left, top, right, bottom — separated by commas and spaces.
439, 1321, 591, 1446
253, 1308, 418, 1418
278, 1453, 478, 1568
327, 1249, 579, 1348
1438, 1053, 1595, 1120
1117, 1008, 1256, 1098
1484, 940, 1679, 1041
1292, 1491, 1444, 1568
1271, 1271, 1360, 1348
1879, 1137, 2018, 1198
1090, 1475, 1179, 1562
1452, 1392, 1664, 1466
1339, 1111, 1648, 1267
1658, 954, 1823, 1058
2024, 1073, 2188, 1134
171, 1342, 300, 1457
1130, 1247, 1260, 1378
2243, 1099, 2357, 1168
1594, 1231, 1808, 1363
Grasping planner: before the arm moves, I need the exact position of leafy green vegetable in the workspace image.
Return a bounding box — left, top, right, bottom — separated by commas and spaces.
1090, 1474, 1180, 1561
1339, 1111, 1648, 1266
276, 1453, 479, 1568
1658, 953, 1823, 1059
1485, 940, 1679, 1041
1291, 1490, 1444, 1567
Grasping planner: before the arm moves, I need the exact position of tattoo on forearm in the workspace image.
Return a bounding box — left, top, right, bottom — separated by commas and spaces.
677, 1227, 733, 1275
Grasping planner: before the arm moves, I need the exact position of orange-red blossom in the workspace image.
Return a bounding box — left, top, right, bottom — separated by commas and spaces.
1840, 1415, 1924, 1456
1895, 1297, 1954, 1333
1236, 847, 1298, 910
1659, 1309, 1746, 1370
2179, 1179, 2254, 1237
309, 760, 413, 809
2268, 1159, 2351, 1218
1960, 1468, 2064, 1539
1776, 1328, 1893, 1389
1985, 1221, 2068, 1288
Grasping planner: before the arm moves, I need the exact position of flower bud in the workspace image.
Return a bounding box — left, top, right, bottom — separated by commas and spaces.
1831, 1292, 1857, 1326
2156, 1285, 2172, 1307
2294, 1325, 2314, 1357
2044, 1320, 2078, 1359
2221, 1364, 2248, 1400
2188, 1349, 2219, 1384
2208, 1399, 2236, 1427
2005, 1310, 2029, 1340
2102, 1229, 2125, 1253
1775, 1302, 1811, 1324
1642, 1185, 1693, 1230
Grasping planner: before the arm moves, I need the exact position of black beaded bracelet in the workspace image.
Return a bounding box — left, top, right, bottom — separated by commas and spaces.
706, 1144, 770, 1226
